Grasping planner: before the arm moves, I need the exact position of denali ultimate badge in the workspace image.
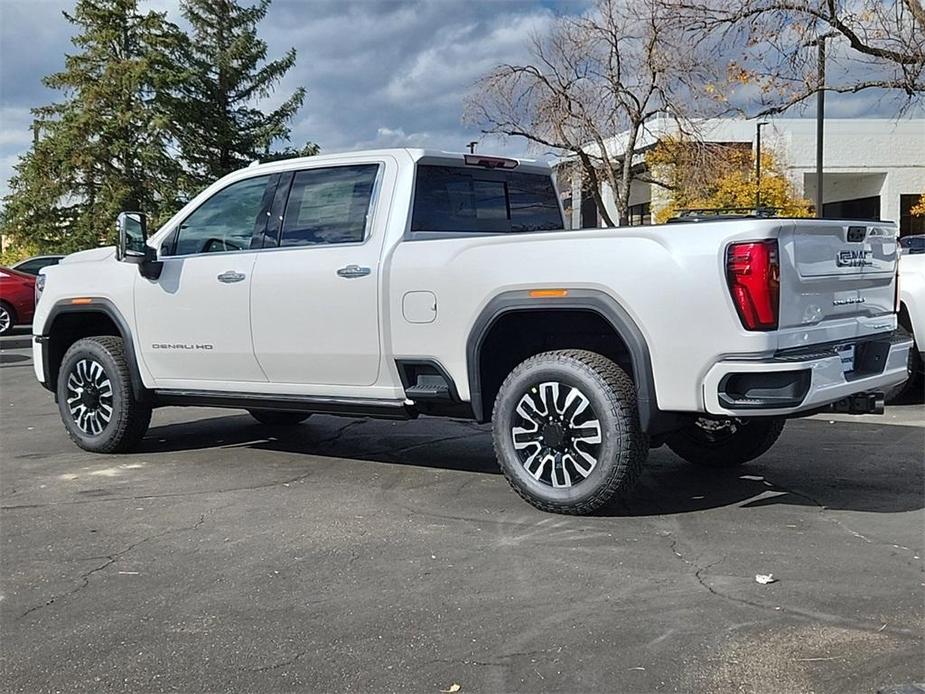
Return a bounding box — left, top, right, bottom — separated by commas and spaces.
836, 249, 873, 267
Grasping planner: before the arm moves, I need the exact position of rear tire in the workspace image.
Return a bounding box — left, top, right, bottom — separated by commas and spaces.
57, 336, 151, 453
667, 416, 785, 468
0, 301, 15, 336
491, 349, 648, 515
248, 410, 311, 426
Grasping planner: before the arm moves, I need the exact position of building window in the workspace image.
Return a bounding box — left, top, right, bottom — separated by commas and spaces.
628, 202, 651, 226
822, 196, 880, 222
900, 194, 925, 237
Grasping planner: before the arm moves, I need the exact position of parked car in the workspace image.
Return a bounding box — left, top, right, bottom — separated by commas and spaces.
31, 149, 912, 514
899, 235, 925, 255
11, 254, 65, 276
0, 267, 36, 336
887, 251, 925, 401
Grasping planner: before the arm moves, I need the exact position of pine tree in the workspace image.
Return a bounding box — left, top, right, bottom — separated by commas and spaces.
168, 0, 316, 187
0, 0, 183, 253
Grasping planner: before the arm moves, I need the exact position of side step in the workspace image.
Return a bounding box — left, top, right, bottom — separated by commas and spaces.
405, 381, 451, 400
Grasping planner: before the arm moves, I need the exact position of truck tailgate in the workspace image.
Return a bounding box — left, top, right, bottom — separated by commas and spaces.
777, 221, 898, 347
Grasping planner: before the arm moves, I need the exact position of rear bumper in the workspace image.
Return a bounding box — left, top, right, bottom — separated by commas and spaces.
703, 332, 913, 417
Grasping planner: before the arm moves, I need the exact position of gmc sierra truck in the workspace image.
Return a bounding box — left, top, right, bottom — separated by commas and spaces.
32, 149, 912, 514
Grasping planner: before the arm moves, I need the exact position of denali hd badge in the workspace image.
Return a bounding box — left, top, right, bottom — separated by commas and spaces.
152, 343, 214, 350
836, 249, 873, 267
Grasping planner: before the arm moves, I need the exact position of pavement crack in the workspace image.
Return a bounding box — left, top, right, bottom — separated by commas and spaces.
660, 529, 917, 638
759, 475, 921, 556
18, 509, 213, 620
314, 419, 366, 448
245, 650, 309, 672
423, 648, 556, 670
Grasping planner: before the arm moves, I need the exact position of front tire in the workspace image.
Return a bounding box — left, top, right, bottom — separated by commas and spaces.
0, 301, 16, 336
57, 336, 151, 453
491, 349, 648, 515
248, 410, 311, 426
666, 416, 785, 468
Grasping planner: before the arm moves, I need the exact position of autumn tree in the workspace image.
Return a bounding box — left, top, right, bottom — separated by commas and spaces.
465, 0, 722, 226
667, 0, 925, 114
646, 138, 812, 222
0, 0, 183, 253
166, 0, 316, 188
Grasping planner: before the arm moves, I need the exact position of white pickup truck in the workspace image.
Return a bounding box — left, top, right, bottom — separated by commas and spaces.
32, 149, 912, 514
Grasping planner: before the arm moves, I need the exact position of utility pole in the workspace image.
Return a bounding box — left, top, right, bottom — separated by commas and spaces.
815, 37, 826, 218
467, 141, 477, 154
755, 121, 769, 211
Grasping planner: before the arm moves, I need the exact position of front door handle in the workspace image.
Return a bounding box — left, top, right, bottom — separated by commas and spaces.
217, 270, 246, 284
336, 264, 371, 279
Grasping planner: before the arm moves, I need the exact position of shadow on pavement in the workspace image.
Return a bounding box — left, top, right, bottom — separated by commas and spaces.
140, 411, 924, 518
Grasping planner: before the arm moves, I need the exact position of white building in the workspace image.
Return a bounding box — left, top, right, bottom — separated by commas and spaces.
555, 116, 925, 237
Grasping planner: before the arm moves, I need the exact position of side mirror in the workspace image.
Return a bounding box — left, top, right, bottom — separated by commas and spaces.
116, 211, 147, 261
116, 211, 162, 279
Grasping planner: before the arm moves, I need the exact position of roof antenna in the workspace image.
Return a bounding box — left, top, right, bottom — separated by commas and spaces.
467, 141, 477, 154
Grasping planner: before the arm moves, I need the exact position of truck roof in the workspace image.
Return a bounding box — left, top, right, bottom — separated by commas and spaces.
244, 148, 553, 175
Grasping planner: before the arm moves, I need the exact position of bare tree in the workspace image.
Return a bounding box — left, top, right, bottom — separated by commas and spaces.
668, 0, 925, 114
465, 0, 720, 226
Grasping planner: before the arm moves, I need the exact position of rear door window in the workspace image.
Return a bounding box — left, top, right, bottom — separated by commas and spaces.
278, 165, 379, 247
411, 165, 562, 234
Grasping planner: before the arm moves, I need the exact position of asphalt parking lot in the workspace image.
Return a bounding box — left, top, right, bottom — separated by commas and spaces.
1, 328, 923, 693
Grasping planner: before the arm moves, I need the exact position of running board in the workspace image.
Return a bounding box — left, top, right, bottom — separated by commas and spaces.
153, 389, 416, 420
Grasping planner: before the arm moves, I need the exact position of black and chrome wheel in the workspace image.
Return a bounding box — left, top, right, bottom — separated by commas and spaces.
511, 381, 603, 489
66, 358, 114, 435
248, 409, 311, 426
57, 336, 151, 453
492, 349, 648, 515
666, 416, 785, 468
0, 301, 15, 336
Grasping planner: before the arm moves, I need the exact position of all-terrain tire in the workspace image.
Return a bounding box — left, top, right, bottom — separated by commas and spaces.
491, 349, 648, 515
666, 417, 785, 468
247, 410, 311, 426
56, 336, 152, 453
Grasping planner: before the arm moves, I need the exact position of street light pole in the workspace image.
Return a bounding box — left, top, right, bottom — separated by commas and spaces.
755, 121, 769, 211
815, 38, 826, 218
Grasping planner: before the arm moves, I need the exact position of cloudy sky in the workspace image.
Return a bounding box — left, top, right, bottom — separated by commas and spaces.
0, 0, 917, 199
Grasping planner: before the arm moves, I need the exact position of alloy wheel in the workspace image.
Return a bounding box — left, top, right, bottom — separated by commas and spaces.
0, 305, 11, 334
511, 381, 603, 488
66, 358, 114, 435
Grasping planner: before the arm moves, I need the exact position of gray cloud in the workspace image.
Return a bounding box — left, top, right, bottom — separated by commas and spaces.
0, 0, 916, 200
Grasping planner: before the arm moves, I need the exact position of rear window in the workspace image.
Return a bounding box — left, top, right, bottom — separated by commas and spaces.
411, 165, 562, 234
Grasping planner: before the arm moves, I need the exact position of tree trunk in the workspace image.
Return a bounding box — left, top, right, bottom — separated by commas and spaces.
577, 151, 616, 227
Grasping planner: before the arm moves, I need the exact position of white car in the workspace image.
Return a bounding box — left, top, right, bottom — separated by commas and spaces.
30, 149, 912, 514
890, 251, 925, 399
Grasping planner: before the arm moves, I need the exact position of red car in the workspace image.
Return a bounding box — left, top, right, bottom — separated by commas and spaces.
0, 266, 36, 336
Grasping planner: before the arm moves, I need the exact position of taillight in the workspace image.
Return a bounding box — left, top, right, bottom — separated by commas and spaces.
727, 240, 779, 331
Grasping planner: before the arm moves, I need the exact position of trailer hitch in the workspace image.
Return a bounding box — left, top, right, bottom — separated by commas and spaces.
828, 392, 885, 415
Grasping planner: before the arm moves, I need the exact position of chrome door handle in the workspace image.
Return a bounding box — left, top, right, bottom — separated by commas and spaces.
336, 264, 371, 278
217, 270, 246, 284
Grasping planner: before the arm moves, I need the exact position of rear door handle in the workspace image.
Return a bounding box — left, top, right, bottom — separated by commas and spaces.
336, 264, 371, 278
217, 270, 246, 284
